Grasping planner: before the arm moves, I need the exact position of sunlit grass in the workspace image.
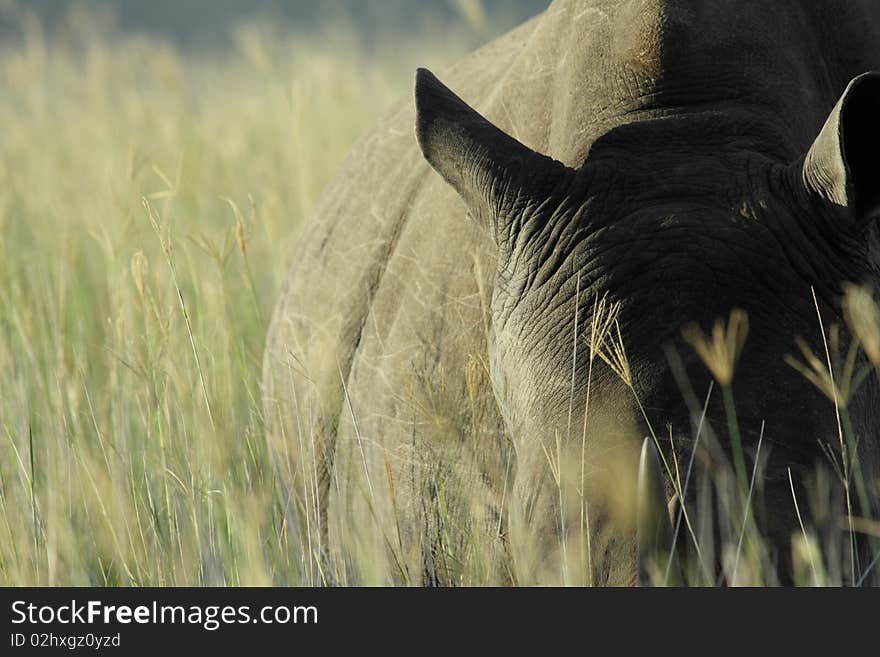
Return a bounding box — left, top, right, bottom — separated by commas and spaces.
0, 8, 467, 585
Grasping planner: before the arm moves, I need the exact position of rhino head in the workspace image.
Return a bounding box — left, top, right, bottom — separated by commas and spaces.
415, 67, 880, 583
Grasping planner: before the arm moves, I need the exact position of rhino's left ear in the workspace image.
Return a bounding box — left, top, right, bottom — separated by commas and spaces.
802, 72, 880, 224
415, 68, 574, 243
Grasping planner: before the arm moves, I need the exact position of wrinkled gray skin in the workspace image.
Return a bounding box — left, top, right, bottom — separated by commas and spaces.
263, 0, 880, 585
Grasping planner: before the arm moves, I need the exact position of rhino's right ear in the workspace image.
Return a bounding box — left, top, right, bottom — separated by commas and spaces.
415, 68, 574, 242
801, 72, 880, 226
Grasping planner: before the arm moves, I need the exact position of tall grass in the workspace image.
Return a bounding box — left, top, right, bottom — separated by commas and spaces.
0, 7, 468, 585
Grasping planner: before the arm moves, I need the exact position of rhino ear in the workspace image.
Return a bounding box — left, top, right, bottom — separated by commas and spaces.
414, 68, 573, 242
802, 72, 880, 224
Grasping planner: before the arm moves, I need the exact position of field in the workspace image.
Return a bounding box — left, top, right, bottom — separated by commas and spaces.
0, 6, 488, 586
1, 5, 878, 587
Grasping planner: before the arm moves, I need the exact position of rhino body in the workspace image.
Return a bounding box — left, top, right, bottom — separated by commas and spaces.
263, 0, 880, 585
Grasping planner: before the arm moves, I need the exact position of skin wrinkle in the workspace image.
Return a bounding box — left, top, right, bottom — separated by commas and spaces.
580, 150, 864, 321
766, 162, 870, 307
493, 129, 873, 518
611, 224, 817, 330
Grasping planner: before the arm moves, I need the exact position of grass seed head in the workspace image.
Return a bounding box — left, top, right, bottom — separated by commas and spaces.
843, 284, 880, 366
682, 309, 749, 386
586, 295, 632, 388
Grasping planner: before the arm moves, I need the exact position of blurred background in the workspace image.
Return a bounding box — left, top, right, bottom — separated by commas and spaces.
0, 0, 550, 586
1, 1, 549, 47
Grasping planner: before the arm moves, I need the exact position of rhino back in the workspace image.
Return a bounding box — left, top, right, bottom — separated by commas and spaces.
262, 16, 550, 584
263, 0, 880, 584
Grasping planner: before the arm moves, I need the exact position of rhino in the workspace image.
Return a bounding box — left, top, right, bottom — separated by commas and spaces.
263, 0, 880, 586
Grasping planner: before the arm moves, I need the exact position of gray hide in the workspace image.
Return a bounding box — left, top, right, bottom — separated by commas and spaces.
263, 0, 880, 585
